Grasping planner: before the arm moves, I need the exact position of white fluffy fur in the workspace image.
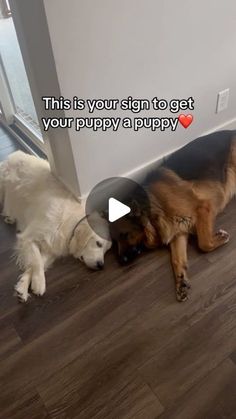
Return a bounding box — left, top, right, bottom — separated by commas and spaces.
0, 151, 111, 301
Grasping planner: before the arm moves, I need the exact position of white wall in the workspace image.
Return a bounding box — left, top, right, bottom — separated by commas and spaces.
43, 0, 236, 196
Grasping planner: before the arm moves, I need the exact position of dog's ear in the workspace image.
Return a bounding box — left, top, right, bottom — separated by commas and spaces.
130, 199, 151, 222
70, 221, 93, 256
143, 220, 160, 248
130, 199, 142, 217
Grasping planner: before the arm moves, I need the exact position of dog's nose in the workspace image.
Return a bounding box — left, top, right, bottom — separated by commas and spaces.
120, 254, 129, 264
119, 245, 143, 265
96, 261, 104, 270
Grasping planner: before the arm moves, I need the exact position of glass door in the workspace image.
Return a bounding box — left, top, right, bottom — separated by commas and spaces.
0, 1, 45, 152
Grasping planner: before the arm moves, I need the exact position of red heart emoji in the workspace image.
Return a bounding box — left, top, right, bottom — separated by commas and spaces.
178, 114, 193, 128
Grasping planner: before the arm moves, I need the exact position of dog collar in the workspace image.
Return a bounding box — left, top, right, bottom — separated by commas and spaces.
69, 215, 88, 244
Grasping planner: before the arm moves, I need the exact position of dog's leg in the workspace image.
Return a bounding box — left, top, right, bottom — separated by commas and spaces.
15, 235, 46, 299
1, 189, 16, 224
196, 201, 230, 252
15, 269, 31, 302
30, 242, 46, 297
4, 216, 15, 224
41, 251, 55, 270
170, 234, 190, 302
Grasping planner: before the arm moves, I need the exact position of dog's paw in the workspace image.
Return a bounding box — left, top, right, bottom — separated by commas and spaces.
4, 216, 15, 224
176, 278, 191, 302
31, 274, 46, 296
15, 279, 30, 302
215, 229, 230, 244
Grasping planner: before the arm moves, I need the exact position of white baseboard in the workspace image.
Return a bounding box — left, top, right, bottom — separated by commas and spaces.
203, 116, 236, 134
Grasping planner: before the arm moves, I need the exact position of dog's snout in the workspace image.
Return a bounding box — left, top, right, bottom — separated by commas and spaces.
120, 255, 129, 264
119, 245, 143, 265
96, 261, 104, 270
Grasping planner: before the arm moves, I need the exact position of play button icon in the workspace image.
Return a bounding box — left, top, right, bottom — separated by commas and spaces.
85, 176, 150, 238
108, 198, 131, 222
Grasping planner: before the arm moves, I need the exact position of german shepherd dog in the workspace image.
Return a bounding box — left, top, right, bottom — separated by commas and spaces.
110, 130, 236, 302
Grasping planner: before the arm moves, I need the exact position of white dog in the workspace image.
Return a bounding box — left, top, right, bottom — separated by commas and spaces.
0, 151, 111, 302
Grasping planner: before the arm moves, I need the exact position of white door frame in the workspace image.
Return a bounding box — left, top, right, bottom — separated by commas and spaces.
7, 0, 81, 197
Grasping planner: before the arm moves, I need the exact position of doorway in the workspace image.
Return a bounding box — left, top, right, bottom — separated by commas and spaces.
0, 0, 45, 153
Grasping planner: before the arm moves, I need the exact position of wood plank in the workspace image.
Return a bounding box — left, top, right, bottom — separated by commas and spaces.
230, 349, 236, 365
0, 256, 173, 389
36, 326, 163, 419
1, 388, 49, 419
158, 358, 236, 419
0, 218, 17, 254
0, 247, 22, 322
0, 321, 22, 362
41, 368, 163, 419
138, 291, 236, 408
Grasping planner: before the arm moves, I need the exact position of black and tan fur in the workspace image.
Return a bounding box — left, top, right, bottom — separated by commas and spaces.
112, 130, 236, 302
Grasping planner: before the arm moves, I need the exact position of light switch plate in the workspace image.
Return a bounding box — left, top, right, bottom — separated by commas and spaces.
216, 89, 230, 113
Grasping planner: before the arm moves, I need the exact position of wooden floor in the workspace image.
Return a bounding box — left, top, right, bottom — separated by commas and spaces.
1, 124, 236, 418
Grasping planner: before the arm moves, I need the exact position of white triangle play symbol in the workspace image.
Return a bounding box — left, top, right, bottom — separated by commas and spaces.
108, 197, 131, 222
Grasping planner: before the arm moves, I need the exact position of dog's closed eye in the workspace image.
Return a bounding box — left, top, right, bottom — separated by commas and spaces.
120, 232, 129, 240
96, 241, 102, 248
